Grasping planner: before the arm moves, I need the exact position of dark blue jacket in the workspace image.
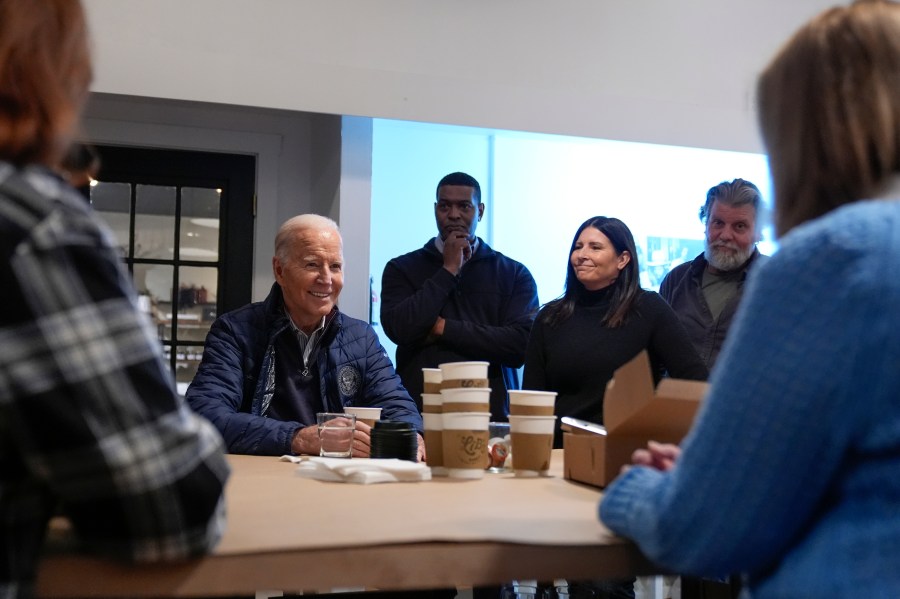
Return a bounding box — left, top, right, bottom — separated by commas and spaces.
186, 283, 422, 455
380, 238, 539, 420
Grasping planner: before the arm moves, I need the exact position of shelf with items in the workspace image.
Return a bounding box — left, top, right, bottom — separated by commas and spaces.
153, 300, 217, 342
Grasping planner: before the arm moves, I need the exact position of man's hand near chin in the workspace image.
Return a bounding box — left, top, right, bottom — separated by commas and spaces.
442, 233, 473, 275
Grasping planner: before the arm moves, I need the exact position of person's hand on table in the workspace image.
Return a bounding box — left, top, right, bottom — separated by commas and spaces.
619, 440, 681, 475
291, 424, 320, 455
292, 422, 420, 460
416, 433, 426, 462
351, 421, 372, 458
291, 419, 371, 457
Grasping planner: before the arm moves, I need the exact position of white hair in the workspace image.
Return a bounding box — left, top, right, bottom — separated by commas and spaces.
274, 214, 340, 262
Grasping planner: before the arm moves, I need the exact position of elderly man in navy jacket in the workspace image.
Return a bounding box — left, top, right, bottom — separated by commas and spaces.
187, 214, 423, 459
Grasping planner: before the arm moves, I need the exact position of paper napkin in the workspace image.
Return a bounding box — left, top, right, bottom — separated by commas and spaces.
280, 455, 431, 484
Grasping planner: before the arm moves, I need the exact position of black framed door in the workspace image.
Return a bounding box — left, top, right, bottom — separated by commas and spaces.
89, 145, 255, 392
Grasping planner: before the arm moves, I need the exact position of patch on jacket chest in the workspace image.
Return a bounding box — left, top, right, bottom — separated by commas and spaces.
338, 365, 362, 397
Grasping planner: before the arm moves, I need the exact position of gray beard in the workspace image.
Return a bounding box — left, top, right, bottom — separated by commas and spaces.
705, 242, 753, 272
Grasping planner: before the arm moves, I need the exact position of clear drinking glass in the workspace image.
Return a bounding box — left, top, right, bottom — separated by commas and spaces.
316, 412, 356, 458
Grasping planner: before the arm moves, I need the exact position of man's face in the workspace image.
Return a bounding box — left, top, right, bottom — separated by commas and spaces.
704, 200, 758, 272
434, 185, 484, 241
273, 227, 344, 332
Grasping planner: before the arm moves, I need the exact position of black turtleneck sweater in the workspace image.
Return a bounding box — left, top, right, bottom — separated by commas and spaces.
523, 288, 708, 447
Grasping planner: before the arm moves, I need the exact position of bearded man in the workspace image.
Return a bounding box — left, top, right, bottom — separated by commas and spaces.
659, 178, 769, 369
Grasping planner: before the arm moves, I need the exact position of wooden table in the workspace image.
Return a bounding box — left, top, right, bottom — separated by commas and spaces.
35, 450, 655, 597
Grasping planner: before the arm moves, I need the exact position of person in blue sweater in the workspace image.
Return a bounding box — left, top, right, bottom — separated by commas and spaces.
187, 214, 424, 459
600, 2, 900, 597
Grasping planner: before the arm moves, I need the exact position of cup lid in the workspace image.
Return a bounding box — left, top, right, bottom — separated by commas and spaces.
372, 420, 413, 431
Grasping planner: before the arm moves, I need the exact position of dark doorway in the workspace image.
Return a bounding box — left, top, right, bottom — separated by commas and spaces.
89, 145, 255, 392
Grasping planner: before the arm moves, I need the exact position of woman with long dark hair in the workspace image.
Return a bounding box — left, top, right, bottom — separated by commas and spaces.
522, 216, 706, 599
523, 216, 707, 448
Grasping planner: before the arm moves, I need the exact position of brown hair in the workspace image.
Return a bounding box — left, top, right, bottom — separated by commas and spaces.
0, 0, 93, 167
758, 0, 900, 237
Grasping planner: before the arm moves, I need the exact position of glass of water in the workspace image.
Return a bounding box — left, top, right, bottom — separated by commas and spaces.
317, 412, 356, 458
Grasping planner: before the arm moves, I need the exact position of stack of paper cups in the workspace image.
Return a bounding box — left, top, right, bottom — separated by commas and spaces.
508, 390, 557, 416
440, 387, 491, 413
422, 368, 443, 394
441, 411, 491, 479
439, 383, 491, 479
422, 392, 445, 476
423, 367, 445, 476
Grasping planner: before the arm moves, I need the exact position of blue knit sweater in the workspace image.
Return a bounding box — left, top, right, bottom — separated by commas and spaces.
600, 198, 900, 598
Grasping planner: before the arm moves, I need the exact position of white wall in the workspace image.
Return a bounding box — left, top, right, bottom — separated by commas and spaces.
83, 0, 836, 154
83, 94, 343, 304
335, 116, 375, 321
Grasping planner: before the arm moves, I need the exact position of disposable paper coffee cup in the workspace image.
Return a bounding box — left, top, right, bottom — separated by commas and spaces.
422, 368, 443, 394
509, 390, 557, 416
422, 393, 443, 414
439, 361, 489, 390
508, 415, 556, 477
441, 411, 491, 479
439, 361, 489, 380
343, 406, 382, 428
423, 412, 446, 476
441, 387, 491, 413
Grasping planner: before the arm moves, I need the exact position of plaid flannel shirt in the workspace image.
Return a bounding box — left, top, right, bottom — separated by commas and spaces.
0, 163, 229, 599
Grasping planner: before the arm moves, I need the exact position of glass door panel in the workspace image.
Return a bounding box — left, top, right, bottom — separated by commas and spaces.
133, 263, 174, 341
180, 187, 220, 261
90, 181, 132, 258
134, 184, 176, 260
176, 265, 218, 343
174, 344, 205, 392
89, 145, 254, 393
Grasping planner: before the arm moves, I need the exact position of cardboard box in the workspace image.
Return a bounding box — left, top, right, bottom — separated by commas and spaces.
563, 350, 708, 488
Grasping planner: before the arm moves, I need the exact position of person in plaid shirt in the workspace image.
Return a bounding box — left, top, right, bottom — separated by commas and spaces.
0, 2, 229, 598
